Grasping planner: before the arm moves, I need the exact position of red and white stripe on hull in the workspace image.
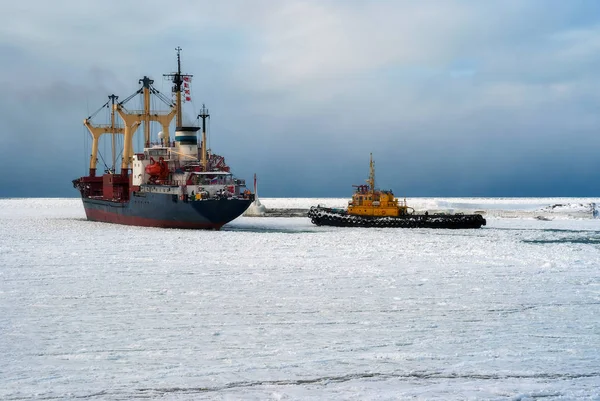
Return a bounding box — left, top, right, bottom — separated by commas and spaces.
84, 208, 225, 230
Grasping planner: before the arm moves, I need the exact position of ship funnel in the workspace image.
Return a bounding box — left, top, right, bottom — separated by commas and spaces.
175, 126, 200, 145
175, 126, 200, 162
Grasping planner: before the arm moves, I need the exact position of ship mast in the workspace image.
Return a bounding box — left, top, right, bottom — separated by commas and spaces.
368, 152, 375, 193
140, 76, 153, 147
163, 46, 193, 129
108, 95, 118, 171
198, 104, 210, 170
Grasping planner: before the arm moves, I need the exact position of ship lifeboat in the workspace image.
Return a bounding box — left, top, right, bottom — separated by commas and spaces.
145, 157, 168, 180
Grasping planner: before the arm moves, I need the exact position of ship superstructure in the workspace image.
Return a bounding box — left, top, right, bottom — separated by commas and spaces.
73, 48, 254, 229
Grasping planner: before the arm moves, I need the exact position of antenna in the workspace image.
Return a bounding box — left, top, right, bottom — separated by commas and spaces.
163, 46, 193, 127
176, 46, 182, 74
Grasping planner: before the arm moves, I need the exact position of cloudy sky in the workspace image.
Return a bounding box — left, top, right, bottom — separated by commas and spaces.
1, 0, 600, 197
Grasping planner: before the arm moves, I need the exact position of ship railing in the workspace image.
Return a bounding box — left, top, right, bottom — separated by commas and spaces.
149, 179, 244, 188
183, 190, 253, 202
92, 123, 124, 129
125, 109, 174, 116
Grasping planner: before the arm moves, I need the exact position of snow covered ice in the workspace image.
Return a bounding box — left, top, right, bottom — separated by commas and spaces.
1, 198, 599, 400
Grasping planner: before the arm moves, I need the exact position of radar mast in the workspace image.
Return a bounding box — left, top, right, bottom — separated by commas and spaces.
163, 46, 193, 128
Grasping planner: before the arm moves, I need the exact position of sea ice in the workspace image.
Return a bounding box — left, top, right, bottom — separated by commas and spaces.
0, 198, 598, 400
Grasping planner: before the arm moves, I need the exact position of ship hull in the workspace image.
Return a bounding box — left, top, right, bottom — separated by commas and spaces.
308, 206, 486, 229
81, 192, 252, 229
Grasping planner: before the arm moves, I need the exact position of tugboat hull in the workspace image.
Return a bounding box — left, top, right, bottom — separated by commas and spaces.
308, 206, 486, 229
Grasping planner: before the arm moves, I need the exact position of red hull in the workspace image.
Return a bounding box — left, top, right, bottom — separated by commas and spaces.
85, 208, 225, 229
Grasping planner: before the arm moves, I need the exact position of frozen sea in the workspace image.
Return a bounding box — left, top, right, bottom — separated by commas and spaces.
1, 198, 599, 400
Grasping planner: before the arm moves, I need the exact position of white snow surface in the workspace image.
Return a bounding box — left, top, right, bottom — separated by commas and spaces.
1, 198, 599, 400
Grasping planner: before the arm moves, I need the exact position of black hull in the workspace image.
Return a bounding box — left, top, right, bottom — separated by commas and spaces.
81, 192, 252, 229
308, 206, 486, 229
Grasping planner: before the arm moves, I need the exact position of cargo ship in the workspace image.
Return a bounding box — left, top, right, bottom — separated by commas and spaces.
73, 48, 254, 229
308, 154, 486, 229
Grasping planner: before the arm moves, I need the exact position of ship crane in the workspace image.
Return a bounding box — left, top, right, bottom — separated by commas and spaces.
83, 94, 128, 177
113, 78, 177, 172
84, 78, 179, 175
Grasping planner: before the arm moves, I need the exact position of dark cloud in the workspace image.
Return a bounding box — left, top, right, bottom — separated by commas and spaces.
1, 1, 600, 198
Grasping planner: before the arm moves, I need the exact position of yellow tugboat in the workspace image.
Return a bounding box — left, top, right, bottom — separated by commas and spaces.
347, 153, 412, 218
308, 154, 486, 229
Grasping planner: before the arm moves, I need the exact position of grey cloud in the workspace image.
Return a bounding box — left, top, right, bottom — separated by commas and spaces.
1, 1, 600, 197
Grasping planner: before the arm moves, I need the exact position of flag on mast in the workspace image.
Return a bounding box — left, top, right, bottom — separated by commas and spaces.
182, 77, 192, 102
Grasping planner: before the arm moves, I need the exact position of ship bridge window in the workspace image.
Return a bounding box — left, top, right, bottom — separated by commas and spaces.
196, 173, 234, 185
148, 149, 167, 157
